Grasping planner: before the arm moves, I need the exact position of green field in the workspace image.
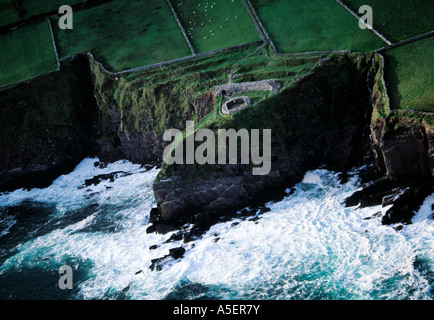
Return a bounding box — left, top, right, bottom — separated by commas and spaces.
251, 0, 385, 53
0, 21, 58, 87
173, 0, 259, 53
342, 0, 434, 43
53, 0, 192, 71
0, 0, 84, 27
384, 37, 434, 112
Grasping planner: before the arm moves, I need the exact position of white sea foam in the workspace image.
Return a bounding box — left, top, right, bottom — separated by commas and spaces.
0, 159, 432, 299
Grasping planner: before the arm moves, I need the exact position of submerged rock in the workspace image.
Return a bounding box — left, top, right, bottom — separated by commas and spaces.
149, 246, 186, 272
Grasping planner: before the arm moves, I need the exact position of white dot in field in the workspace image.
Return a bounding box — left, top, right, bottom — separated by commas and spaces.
201, 23, 203, 25
204, 37, 207, 39
209, 20, 211, 22
235, 16, 238, 19
220, 26, 222, 28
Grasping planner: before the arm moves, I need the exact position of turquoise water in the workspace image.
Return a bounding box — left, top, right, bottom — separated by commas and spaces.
0, 158, 433, 300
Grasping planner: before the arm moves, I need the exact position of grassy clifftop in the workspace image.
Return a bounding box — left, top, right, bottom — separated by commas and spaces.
370, 53, 434, 127
90, 44, 320, 163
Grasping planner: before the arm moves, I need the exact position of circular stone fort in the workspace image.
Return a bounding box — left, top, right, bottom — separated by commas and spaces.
221, 96, 251, 115
213, 79, 281, 115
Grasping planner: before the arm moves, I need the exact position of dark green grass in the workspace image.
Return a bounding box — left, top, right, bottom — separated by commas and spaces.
173, 0, 259, 53
0, 0, 84, 27
53, 0, 191, 71
0, 0, 19, 26
251, 0, 385, 53
0, 21, 58, 87
342, 0, 434, 42
384, 37, 434, 112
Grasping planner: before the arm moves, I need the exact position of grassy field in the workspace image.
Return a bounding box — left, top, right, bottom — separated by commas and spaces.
0, 21, 58, 87
53, 0, 192, 71
172, 0, 259, 53
251, 0, 385, 53
0, 0, 84, 27
384, 37, 434, 112
342, 0, 434, 43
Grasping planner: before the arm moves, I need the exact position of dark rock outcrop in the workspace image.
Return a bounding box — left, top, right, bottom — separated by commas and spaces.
345, 118, 434, 225
149, 246, 186, 272
371, 119, 432, 179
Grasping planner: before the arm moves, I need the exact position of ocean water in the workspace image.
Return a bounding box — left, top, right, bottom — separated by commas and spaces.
0, 158, 432, 300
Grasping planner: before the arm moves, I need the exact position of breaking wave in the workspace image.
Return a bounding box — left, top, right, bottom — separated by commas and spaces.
0, 158, 432, 300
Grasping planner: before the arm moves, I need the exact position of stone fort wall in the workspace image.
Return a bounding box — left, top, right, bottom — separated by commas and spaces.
213, 79, 281, 97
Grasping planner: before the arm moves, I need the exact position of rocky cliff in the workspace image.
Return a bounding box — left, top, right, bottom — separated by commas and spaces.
151, 52, 433, 232
1, 49, 432, 230
345, 55, 434, 225
151, 53, 376, 232
0, 54, 98, 192
346, 117, 434, 225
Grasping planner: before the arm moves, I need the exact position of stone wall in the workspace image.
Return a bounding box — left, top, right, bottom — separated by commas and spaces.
213, 79, 281, 97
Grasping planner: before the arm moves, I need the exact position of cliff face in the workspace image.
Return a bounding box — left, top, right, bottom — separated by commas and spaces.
345, 55, 434, 225
370, 119, 433, 179
347, 118, 434, 225
0, 54, 98, 192
151, 53, 376, 230
89, 58, 201, 165
0, 47, 232, 191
